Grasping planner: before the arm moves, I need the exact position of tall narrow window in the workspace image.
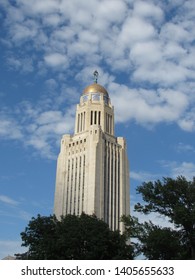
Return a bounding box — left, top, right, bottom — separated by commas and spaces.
118, 149, 120, 229
106, 113, 108, 133
81, 113, 83, 132
78, 156, 82, 215
98, 111, 101, 125
107, 142, 110, 225
66, 160, 71, 215
83, 112, 85, 130
74, 157, 78, 214
104, 140, 108, 223
107, 114, 110, 133
82, 155, 85, 212
70, 158, 74, 214
110, 115, 112, 134
94, 111, 97, 124
90, 111, 93, 125
77, 114, 80, 133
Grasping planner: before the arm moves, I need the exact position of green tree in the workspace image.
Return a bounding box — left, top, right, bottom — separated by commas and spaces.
122, 216, 188, 259
16, 213, 133, 260
123, 176, 195, 259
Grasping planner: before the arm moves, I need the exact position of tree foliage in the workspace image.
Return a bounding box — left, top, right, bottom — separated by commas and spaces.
122, 215, 188, 259
122, 176, 195, 259
16, 213, 133, 260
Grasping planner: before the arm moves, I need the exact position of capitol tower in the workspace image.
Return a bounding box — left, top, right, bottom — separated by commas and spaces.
54, 71, 130, 232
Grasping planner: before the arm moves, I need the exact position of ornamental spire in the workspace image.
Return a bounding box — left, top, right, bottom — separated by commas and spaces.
93, 70, 99, 83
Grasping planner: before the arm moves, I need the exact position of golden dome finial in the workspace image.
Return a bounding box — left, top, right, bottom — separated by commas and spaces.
83, 70, 108, 95
93, 70, 99, 83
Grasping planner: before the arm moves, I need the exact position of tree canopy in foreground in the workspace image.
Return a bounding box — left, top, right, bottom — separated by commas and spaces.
16, 213, 133, 260
16, 176, 195, 260
122, 176, 195, 259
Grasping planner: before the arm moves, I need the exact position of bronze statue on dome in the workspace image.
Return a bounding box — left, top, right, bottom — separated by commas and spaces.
93, 70, 99, 83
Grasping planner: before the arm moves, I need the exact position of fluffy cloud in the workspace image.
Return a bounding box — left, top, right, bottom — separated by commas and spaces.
176, 142, 195, 153
23, 107, 75, 158
2, 0, 195, 82
177, 109, 195, 131
131, 171, 161, 182
16, 0, 60, 15
110, 82, 189, 126
0, 115, 23, 140
1, 0, 195, 157
162, 161, 195, 180
0, 103, 75, 159
131, 160, 195, 184
119, 17, 156, 48
6, 56, 34, 73
161, 23, 189, 43
44, 53, 68, 68
133, 1, 164, 22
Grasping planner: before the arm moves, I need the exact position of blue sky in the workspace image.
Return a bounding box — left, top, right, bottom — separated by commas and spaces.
0, 0, 195, 258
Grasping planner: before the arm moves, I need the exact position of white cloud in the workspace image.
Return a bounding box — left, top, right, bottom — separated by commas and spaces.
131, 171, 161, 182
1, 0, 195, 157
183, 0, 195, 20
133, 211, 173, 230
133, 61, 189, 85
130, 41, 162, 65
160, 22, 190, 43
5, 5, 24, 24
2, 0, 195, 85
23, 108, 75, 158
171, 162, 195, 180
164, 42, 187, 60
176, 142, 195, 153
0, 101, 75, 159
161, 160, 195, 180
17, 0, 60, 16
6, 57, 21, 69
178, 111, 195, 132
119, 16, 156, 47
132, 159, 195, 184
133, 0, 164, 23
37, 111, 62, 125
131, 194, 173, 228
181, 47, 195, 69
110, 82, 189, 127
7, 56, 34, 73
97, 0, 127, 23
45, 79, 58, 90
9, 20, 39, 43
0, 116, 23, 140
44, 53, 68, 68
0, 195, 19, 206
42, 14, 61, 27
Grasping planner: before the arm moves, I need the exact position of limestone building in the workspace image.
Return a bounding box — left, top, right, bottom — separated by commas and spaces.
54, 71, 130, 232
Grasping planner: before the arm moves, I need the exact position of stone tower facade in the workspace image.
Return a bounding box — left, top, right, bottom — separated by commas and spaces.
54, 73, 130, 232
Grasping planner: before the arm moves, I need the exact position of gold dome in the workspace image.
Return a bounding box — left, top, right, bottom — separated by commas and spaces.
83, 83, 108, 95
